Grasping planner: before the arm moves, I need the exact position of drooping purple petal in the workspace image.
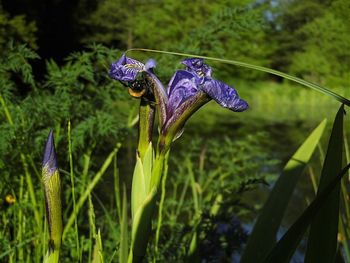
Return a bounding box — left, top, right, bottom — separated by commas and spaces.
202, 79, 249, 112
43, 130, 58, 175
167, 70, 199, 115
109, 54, 145, 82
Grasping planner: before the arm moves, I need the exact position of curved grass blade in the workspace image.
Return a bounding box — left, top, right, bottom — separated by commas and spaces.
119, 185, 129, 263
262, 105, 347, 263
240, 119, 327, 263
304, 105, 344, 263
126, 49, 350, 107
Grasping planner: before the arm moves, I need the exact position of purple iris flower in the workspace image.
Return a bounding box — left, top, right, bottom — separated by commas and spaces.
168, 58, 248, 115
110, 55, 248, 148
110, 54, 156, 82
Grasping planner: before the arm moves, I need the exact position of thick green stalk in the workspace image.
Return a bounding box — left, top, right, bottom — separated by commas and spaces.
138, 99, 154, 159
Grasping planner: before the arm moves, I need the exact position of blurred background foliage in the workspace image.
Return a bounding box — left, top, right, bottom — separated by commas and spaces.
0, 0, 349, 262
1, 0, 349, 86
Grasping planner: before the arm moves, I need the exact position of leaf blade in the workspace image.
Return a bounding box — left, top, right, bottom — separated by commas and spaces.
304, 105, 344, 263
262, 105, 346, 263
241, 119, 327, 263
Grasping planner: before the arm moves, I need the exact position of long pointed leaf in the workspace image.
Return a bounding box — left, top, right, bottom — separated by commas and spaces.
129, 187, 157, 263
262, 163, 350, 263
304, 105, 344, 263
241, 119, 327, 263
262, 105, 347, 263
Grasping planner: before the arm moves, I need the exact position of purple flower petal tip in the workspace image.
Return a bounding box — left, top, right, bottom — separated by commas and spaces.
203, 80, 249, 112
43, 130, 58, 173
145, 59, 156, 70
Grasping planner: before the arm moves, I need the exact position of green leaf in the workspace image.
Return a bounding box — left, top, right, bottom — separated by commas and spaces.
304, 106, 344, 263
262, 105, 347, 263
119, 185, 129, 263
241, 119, 327, 263
131, 155, 146, 219
129, 187, 157, 263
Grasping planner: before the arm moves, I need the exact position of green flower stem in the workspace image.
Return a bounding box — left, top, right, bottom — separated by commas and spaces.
67, 121, 80, 260
138, 99, 155, 159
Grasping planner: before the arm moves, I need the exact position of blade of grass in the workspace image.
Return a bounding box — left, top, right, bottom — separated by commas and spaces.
304, 105, 344, 263
0, 235, 38, 259
126, 49, 350, 107
241, 119, 327, 263
114, 155, 122, 223
16, 175, 24, 261
67, 120, 80, 260
62, 143, 121, 239
0, 95, 41, 229
88, 195, 96, 263
119, 185, 128, 263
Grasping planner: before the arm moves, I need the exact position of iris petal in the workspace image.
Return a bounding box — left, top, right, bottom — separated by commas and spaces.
167, 70, 198, 115
202, 79, 249, 112
182, 58, 212, 80
109, 54, 145, 82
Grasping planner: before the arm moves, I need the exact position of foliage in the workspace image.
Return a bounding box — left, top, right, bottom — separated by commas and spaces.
0, 43, 132, 262
152, 133, 278, 262
80, 0, 269, 80
0, 7, 37, 52
269, 0, 350, 88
